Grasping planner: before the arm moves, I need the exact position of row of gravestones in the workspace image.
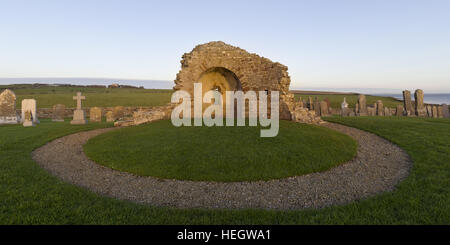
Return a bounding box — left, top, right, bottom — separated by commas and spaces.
342, 97, 401, 117
296, 91, 449, 118
338, 90, 449, 118
297, 96, 332, 117
0, 89, 128, 127
51, 104, 127, 122
402, 89, 449, 118
0, 89, 39, 126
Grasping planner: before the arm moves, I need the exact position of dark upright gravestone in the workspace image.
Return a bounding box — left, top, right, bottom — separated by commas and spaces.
402, 90, 413, 116
442, 104, 449, 118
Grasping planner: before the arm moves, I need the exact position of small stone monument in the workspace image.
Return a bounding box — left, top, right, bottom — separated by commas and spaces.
340, 97, 349, 117
313, 97, 321, 116
323, 98, 331, 111
70, 92, 87, 125
113, 106, 125, 120
432, 105, 438, 118
297, 97, 304, 108
426, 105, 433, 117
90, 107, 102, 122
320, 100, 328, 116
356, 94, 368, 116
384, 107, 391, 116
21, 99, 39, 124
437, 105, 443, 118
52, 104, 66, 122
23, 110, 35, 127
306, 97, 313, 110
442, 104, 449, 118
414, 89, 427, 117
106, 111, 115, 122
367, 106, 376, 116
402, 90, 413, 116
348, 109, 356, 117
341, 97, 349, 109
0, 89, 20, 124
396, 105, 403, 116
376, 100, 384, 116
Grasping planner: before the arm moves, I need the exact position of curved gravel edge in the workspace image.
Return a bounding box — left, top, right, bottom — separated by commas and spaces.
31, 122, 411, 210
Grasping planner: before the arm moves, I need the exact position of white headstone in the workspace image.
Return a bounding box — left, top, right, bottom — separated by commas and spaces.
23, 110, 35, 127
341, 97, 348, 109
21, 99, 39, 124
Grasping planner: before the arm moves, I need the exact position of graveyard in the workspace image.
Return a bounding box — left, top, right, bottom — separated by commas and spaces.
0, 42, 449, 225
0, 103, 448, 224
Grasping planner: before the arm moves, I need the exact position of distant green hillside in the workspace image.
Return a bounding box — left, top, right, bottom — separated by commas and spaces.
0, 84, 173, 108
1, 84, 403, 109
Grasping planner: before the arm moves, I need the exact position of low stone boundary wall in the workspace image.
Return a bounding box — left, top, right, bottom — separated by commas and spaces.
21, 106, 157, 119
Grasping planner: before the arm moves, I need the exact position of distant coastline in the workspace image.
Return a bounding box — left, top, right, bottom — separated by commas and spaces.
372, 93, 450, 105
0, 78, 174, 89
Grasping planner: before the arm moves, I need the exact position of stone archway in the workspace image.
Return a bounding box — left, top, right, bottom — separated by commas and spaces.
174, 41, 295, 119
198, 67, 242, 94
197, 67, 241, 114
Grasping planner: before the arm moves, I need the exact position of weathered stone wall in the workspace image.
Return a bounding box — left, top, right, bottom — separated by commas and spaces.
114, 104, 174, 127
27, 106, 158, 119
174, 41, 294, 120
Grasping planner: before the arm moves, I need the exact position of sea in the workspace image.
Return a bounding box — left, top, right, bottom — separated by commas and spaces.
372, 93, 450, 105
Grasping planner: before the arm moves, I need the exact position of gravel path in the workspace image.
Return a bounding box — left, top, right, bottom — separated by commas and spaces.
32, 122, 411, 210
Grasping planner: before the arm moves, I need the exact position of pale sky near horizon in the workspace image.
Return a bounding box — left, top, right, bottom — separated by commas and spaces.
1, 0, 449, 91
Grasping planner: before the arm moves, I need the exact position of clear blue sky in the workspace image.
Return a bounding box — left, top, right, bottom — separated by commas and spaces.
1, 0, 449, 92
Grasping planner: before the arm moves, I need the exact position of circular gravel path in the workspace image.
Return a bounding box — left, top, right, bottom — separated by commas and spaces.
32, 122, 411, 210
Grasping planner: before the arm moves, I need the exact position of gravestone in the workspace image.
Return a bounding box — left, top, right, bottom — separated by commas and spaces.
341, 97, 349, 109
367, 106, 376, 116
297, 97, 304, 108
396, 105, 403, 116
349, 110, 356, 117
426, 105, 433, 117
340, 108, 349, 117
442, 104, 449, 118
437, 106, 443, 118
402, 90, 413, 116
21, 99, 39, 124
70, 92, 87, 125
357, 94, 368, 116
307, 97, 314, 110
52, 104, 66, 122
90, 107, 102, 122
113, 106, 125, 120
376, 100, 384, 116
340, 97, 349, 116
432, 105, 438, 118
414, 89, 427, 117
320, 100, 328, 116
0, 89, 20, 124
106, 111, 115, 122
384, 107, 391, 116
313, 98, 321, 116
23, 110, 35, 127
323, 98, 330, 111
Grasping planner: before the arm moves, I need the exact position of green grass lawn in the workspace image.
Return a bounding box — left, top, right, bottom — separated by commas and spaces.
1, 84, 172, 108
1, 84, 403, 110
294, 93, 403, 109
84, 120, 357, 182
0, 117, 449, 224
